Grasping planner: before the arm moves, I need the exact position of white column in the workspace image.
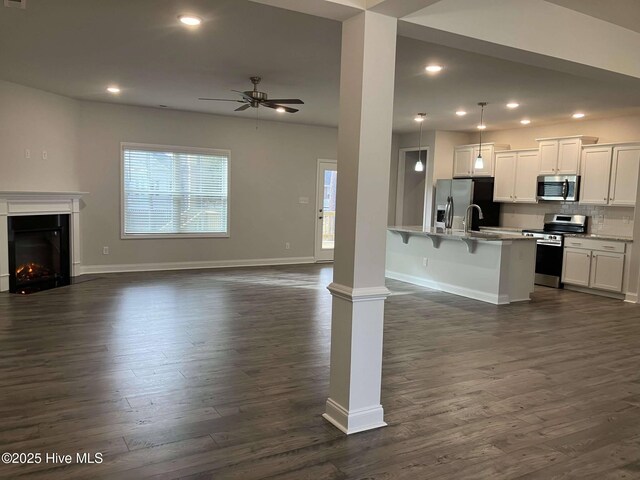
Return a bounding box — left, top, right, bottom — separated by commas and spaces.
322, 10, 397, 434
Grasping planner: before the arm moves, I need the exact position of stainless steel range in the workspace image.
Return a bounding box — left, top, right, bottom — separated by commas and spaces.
522, 214, 588, 288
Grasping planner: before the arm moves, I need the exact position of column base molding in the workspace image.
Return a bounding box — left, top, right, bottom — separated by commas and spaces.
327, 282, 390, 302
322, 398, 386, 435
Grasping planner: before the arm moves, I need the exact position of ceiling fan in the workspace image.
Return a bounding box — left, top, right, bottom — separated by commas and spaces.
199, 76, 304, 113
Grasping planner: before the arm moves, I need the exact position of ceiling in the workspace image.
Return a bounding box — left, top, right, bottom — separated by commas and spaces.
545, 0, 640, 34
1, 0, 640, 134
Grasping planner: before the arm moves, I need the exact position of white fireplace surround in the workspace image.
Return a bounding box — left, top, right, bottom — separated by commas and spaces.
0, 191, 86, 292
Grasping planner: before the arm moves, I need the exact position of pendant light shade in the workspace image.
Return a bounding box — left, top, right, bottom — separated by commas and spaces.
475, 102, 487, 170
414, 113, 426, 172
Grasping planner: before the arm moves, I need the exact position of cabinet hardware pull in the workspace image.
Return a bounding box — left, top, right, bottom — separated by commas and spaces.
603, 246, 615, 249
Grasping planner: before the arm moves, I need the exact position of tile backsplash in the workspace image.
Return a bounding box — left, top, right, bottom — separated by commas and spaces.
500, 202, 634, 237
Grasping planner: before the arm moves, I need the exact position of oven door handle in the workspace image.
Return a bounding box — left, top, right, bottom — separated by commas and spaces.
537, 241, 563, 247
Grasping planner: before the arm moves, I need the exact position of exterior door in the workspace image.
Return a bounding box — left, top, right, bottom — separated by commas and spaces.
315, 160, 338, 262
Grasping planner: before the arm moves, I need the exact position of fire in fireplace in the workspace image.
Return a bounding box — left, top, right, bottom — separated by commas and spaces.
8, 215, 70, 294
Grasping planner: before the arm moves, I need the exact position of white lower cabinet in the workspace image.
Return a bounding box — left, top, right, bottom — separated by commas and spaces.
590, 251, 625, 292
562, 248, 592, 287
562, 238, 627, 293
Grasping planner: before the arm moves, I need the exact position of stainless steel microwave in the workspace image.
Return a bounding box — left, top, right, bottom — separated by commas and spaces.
537, 175, 580, 201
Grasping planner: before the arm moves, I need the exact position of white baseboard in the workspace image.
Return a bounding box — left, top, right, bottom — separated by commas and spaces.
80, 256, 316, 275
565, 284, 625, 300
625, 292, 638, 304
385, 270, 506, 305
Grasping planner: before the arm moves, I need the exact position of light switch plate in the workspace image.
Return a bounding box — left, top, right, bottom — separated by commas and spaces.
298, 197, 309, 204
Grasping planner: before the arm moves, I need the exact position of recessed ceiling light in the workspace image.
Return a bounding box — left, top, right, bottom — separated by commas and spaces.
414, 114, 426, 122
425, 65, 443, 73
520, 119, 531, 125
178, 15, 202, 26
276, 107, 286, 113
477, 124, 487, 130
455, 110, 467, 116
572, 112, 585, 119
106, 86, 120, 94
506, 102, 519, 109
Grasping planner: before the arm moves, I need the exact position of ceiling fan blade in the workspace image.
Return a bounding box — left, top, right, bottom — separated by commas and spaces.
199, 98, 243, 102
266, 99, 304, 105
235, 104, 251, 111
262, 102, 299, 113
232, 90, 254, 101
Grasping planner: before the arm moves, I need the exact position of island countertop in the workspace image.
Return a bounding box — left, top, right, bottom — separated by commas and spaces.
388, 225, 536, 242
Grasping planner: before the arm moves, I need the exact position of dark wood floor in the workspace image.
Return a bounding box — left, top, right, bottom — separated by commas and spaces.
1, 265, 640, 479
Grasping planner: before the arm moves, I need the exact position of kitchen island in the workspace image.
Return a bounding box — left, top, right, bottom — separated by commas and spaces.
386, 226, 538, 304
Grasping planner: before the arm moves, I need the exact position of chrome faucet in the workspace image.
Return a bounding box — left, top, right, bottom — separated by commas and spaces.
464, 204, 484, 234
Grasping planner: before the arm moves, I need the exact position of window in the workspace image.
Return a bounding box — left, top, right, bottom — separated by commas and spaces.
121, 143, 229, 238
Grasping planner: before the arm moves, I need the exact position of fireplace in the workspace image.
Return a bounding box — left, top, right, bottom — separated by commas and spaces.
0, 191, 84, 293
8, 215, 71, 294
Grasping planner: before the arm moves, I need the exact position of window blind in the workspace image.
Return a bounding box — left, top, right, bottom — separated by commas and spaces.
122, 147, 229, 236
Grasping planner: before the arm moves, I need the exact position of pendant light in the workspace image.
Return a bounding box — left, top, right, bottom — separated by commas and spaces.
475, 102, 487, 170
414, 113, 426, 172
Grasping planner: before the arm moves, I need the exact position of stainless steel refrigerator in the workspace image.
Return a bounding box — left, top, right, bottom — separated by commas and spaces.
434, 178, 501, 230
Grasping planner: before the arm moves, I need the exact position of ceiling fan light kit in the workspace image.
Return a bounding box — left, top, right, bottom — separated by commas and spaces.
199, 76, 304, 114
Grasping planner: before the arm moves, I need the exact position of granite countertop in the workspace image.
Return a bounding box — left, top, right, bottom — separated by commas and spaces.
479, 226, 524, 234
388, 226, 536, 242
564, 233, 633, 242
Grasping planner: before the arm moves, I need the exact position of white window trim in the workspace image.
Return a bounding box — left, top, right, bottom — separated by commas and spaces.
120, 142, 231, 240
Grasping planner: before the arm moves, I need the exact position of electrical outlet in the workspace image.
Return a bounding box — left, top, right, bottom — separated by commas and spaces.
285, 242, 291, 250
24, 149, 31, 159
298, 196, 309, 204
422, 257, 428, 267
42, 150, 48, 160
102, 246, 109, 255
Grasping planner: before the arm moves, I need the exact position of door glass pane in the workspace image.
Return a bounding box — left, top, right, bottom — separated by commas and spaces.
322, 170, 337, 249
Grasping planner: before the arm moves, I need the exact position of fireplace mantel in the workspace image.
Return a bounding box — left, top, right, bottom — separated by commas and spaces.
0, 191, 87, 292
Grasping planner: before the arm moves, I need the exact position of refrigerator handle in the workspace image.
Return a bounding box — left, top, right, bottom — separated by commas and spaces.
446, 196, 454, 228
444, 197, 450, 228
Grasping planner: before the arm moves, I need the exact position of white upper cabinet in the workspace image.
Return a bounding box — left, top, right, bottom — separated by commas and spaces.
537, 136, 598, 175
557, 138, 583, 174
493, 150, 538, 203
580, 146, 613, 205
513, 150, 539, 203
493, 152, 517, 202
453, 146, 474, 177
580, 143, 640, 207
609, 145, 640, 206
538, 141, 559, 175
471, 145, 495, 176
453, 143, 510, 178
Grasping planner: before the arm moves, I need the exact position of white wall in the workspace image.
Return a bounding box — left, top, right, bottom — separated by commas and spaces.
482, 113, 640, 148
394, 129, 471, 227
0, 80, 80, 191
77, 101, 338, 268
